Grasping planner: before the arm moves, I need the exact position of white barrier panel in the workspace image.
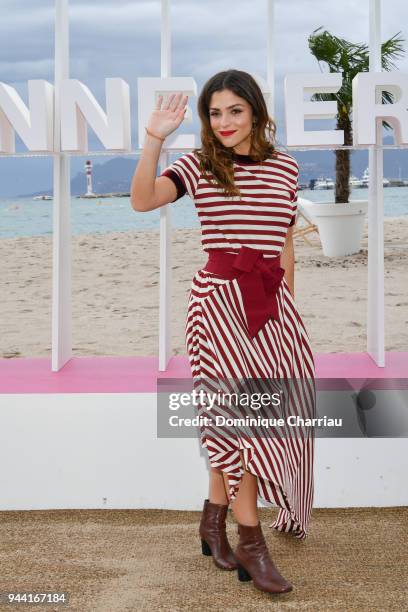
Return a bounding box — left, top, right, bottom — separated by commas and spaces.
0, 394, 407, 510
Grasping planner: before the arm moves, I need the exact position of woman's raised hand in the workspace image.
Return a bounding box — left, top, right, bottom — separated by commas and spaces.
147, 92, 188, 139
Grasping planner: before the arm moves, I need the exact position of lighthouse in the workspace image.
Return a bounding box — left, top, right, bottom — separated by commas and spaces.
84, 160, 95, 196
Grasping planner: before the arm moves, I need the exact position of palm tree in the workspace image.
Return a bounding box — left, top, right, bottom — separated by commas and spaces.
308, 27, 405, 203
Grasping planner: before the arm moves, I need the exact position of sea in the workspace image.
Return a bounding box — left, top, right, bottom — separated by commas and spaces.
1, 187, 407, 239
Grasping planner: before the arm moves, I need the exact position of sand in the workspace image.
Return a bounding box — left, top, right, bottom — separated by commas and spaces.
1, 218, 407, 358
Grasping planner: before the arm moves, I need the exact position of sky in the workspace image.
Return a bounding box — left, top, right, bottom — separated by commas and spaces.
0, 0, 407, 193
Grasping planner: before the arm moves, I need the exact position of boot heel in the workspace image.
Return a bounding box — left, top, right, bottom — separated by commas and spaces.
237, 564, 252, 582
201, 539, 212, 556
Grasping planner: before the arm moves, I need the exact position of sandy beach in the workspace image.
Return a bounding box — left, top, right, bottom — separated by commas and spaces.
1, 217, 407, 358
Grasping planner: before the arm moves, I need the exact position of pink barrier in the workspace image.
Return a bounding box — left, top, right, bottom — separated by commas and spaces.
0, 353, 407, 394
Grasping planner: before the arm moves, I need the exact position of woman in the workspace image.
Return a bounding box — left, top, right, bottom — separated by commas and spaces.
131, 69, 315, 596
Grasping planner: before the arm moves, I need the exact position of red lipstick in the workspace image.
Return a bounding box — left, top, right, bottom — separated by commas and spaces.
219, 130, 237, 136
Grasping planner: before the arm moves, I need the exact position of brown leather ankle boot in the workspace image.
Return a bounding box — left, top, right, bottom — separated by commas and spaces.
234, 522, 293, 593
199, 499, 238, 570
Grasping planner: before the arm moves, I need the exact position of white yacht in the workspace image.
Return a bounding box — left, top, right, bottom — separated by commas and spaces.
360, 167, 390, 188
314, 176, 335, 190
349, 175, 364, 188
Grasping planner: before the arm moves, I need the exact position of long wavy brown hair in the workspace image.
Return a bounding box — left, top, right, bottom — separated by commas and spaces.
192, 69, 278, 198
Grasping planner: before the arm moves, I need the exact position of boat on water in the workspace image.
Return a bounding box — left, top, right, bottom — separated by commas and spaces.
358, 167, 390, 188
75, 192, 130, 199
313, 170, 392, 190
314, 176, 335, 190
33, 195, 53, 200
349, 175, 364, 188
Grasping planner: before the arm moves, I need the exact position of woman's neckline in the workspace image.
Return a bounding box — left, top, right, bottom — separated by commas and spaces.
231, 151, 267, 164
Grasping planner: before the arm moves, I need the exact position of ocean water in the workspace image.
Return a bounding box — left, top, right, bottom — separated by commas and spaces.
0, 187, 407, 239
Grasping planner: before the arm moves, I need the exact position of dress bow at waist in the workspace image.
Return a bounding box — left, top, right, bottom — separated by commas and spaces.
203, 246, 285, 339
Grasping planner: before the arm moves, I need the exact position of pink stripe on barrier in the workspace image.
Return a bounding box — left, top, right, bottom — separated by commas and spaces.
314, 352, 408, 378
0, 353, 406, 394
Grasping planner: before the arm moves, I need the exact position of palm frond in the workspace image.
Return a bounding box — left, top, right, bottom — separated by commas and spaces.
309, 27, 406, 111
381, 32, 406, 70
307, 27, 406, 201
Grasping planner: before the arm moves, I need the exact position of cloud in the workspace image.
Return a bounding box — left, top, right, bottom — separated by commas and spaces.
0, 59, 54, 81
2, 1, 406, 81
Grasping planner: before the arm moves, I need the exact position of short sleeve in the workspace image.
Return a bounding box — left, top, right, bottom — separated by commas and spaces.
160, 152, 200, 202
289, 161, 299, 227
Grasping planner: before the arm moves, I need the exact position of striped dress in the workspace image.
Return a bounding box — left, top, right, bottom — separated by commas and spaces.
161, 149, 315, 540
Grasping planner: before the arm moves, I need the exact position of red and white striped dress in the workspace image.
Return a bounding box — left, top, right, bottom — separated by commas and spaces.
161, 149, 315, 540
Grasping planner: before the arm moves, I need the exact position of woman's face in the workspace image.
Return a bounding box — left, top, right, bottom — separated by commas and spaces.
208, 89, 254, 154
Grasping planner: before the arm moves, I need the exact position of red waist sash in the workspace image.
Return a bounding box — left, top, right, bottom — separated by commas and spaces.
203, 246, 285, 339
